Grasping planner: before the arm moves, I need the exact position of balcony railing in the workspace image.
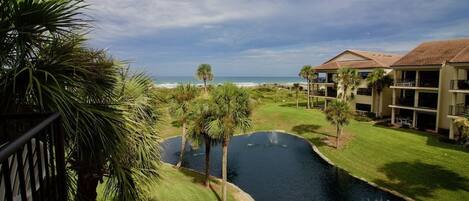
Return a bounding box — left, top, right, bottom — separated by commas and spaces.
0, 113, 66, 201
450, 80, 469, 90
312, 90, 325, 96
326, 89, 337, 98
397, 98, 414, 107
394, 79, 416, 87
394, 79, 439, 88
449, 103, 469, 117
418, 79, 439, 88
312, 78, 327, 83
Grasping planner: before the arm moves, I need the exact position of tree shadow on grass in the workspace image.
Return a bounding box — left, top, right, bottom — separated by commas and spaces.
178, 167, 223, 201
291, 124, 336, 148
373, 124, 469, 154
374, 161, 469, 199
292, 124, 333, 137
279, 102, 307, 108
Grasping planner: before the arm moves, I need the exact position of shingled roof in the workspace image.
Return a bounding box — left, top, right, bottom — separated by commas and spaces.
392, 39, 469, 67
315, 49, 402, 70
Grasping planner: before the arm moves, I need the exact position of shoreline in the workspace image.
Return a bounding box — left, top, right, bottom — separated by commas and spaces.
154, 82, 307, 88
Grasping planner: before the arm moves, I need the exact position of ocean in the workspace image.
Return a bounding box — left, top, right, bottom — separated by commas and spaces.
153, 76, 305, 88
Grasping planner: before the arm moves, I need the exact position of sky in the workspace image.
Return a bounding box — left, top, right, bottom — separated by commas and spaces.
86, 0, 469, 77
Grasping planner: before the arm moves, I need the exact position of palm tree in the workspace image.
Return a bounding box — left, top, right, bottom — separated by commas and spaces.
208, 83, 252, 201
0, 1, 161, 200
293, 83, 301, 108
187, 98, 219, 187
196, 64, 214, 93
337, 68, 361, 101
299, 65, 313, 108
324, 100, 351, 148
366, 69, 393, 117
105, 72, 162, 200
454, 117, 469, 140
170, 84, 199, 168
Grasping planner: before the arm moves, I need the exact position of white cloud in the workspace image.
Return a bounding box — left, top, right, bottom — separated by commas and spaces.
87, 0, 281, 40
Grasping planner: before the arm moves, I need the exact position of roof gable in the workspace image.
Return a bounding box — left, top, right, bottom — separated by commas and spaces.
392, 39, 469, 67
316, 49, 402, 70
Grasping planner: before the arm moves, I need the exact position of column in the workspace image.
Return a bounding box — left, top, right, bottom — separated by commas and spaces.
449, 121, 455, 139
415, 70, 420, 87
391, 108, 396, 124
391, 71, 397, 124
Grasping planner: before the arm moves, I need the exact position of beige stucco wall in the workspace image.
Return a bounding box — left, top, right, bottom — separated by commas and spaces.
381, 87, 393, 116
439, 65, 453, 129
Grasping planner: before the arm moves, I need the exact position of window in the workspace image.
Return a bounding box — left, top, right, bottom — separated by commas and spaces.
356, 103, 371, 112
359, 72, 370, 79
357, 88, 372, 96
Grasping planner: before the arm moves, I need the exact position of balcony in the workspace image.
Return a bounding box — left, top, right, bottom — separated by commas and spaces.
396, 117, 413, 128
312, 77, 327, 83
312, 90, 325, 96
394, 79, 439, 88
326, 88, 337, 98
394, 79, 416, 87
0, 113, 66, 201
417, 92, 438, 109
449, 103, 469, 117
418, 79, 439, 88
450, 80, 469, 90
397, 98, 415, 107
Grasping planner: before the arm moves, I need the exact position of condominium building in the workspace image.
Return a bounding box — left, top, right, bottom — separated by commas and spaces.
312, 50, 402, 116
389, 39, 469, 139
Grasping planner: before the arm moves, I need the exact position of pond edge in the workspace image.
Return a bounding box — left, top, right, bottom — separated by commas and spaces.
162, 130, 414, 201
161, 162, 255, 201
161, 137, 255, 201
251, 130, 415, 201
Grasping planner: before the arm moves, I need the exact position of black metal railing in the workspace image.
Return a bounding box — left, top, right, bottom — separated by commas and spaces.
450, 80, 469, 90
418, 79, 439, 88
312, 78, 327, 83
398, 98, 414, 107
394, 79, 416, 87
449, 103, 469, 116
312, 90, 325, 96
418, 93, 438, 109
327, 89, 337, 98
0, 113, 66, 201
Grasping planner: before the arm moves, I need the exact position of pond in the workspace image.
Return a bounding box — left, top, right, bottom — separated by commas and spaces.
162, 132, 402, 201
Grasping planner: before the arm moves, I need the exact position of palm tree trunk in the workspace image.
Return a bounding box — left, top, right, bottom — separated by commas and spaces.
310, 82, 314, 108
203, 79, 207, 94
204, 135, 211, 187
221, 137, 229, 201
296, 90, 299, 109
306, 80, 310, 109
176, 123, 187, 168
377, 91, 382, 118
336, 125, 340, 149
76, 161, 101, 201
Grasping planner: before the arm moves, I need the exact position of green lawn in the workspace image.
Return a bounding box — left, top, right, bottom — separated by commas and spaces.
159, 87, 469, 201
250, 102, 469, 201
98, 164, 236, 201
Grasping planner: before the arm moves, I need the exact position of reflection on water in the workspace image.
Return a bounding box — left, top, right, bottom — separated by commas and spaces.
162, 132, 402, 201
